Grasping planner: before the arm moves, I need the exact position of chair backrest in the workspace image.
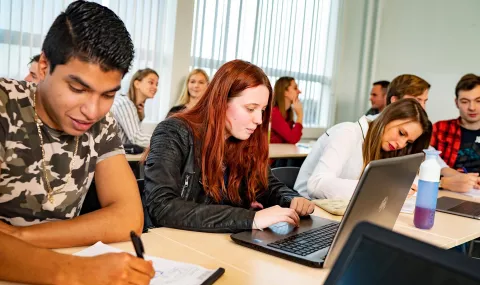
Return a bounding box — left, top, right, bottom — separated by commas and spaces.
271, 167, 301, 189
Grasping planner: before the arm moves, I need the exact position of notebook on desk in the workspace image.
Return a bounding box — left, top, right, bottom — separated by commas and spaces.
231, 153, 424, 268
324, 221, 480, 285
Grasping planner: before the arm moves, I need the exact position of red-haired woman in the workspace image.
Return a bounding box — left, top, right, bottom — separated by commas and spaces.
144, 60, 314, 232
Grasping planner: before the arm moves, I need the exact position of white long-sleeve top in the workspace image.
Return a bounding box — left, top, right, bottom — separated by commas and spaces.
110, 94, 151, 147
294, 116, 370, 199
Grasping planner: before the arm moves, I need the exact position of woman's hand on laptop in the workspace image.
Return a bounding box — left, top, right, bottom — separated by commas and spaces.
252, 205, 300, 230
290, 197, 315, 216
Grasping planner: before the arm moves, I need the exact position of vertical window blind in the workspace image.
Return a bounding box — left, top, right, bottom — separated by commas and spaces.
190, 0, 340, 128
0, 0, 176, 122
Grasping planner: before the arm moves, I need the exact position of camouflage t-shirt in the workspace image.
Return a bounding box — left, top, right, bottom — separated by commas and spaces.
0, 78, 124, 226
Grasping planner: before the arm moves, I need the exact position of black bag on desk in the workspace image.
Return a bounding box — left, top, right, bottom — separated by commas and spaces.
124, 144, 145, 154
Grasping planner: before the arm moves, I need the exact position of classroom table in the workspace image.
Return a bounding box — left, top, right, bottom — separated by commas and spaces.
126, 143, 312, 162
268, 143, 311, 159
147, 190, 480, 284
1, 190, 478, 285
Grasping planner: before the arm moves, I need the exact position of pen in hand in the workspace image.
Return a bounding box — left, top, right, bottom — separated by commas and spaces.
130, 231, 145, 259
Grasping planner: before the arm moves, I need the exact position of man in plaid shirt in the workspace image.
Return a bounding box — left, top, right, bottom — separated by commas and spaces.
431, 74, 480, 192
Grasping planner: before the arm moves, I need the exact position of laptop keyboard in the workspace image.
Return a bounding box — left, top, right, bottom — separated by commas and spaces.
267, 222, 339, 256
449, 202, 480, 216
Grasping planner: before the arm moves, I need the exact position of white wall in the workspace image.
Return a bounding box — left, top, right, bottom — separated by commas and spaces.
372, 0, 480, 123
335, 0, 480, 125
332, 0, 380, 124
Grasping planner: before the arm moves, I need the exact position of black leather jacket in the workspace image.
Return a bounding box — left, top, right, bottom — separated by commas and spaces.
144, 118, 302, 233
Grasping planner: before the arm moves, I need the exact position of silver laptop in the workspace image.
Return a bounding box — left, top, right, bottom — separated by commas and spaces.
231, 153, 424, 268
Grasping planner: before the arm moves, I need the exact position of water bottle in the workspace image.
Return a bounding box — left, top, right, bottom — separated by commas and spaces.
414, 149, 442, 229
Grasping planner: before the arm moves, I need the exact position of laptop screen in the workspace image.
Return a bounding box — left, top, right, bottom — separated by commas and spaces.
333, 236, 479, 285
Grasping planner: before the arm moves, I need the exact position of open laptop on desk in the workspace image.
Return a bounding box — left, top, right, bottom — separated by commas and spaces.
436, 196, 480, 219
231, 153, 424, 268
324, 221, 480, 285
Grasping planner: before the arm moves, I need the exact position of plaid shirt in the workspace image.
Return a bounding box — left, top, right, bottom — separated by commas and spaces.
431, 118, 462, 168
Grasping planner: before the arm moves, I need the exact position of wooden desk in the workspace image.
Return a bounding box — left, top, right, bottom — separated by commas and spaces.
146, 190, 480, 285
269, 143, 311, 159
149, 228, 330, 284
126, 144, 311, 162
2, 191, 477, 285
145, 208, 333, 284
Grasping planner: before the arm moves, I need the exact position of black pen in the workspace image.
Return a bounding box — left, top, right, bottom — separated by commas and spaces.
130, 231, 145, 259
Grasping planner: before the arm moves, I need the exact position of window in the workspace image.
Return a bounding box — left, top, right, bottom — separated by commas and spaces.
190, 0, 340, 128
0, 0, 176, 122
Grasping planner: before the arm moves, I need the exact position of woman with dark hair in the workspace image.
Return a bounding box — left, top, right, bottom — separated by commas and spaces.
144, 60, 314, 232
270, 77, 303, 144
294, 99, 432, 199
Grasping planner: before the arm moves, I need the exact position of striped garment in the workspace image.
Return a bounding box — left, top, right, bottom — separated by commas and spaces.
110, 94, 151, 147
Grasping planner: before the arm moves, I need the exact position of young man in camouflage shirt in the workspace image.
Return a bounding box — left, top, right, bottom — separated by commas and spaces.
0, 2, 154, 283
0, 2, 144, 246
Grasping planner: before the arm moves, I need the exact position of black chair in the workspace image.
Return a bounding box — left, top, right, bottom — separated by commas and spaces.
271, 167, 301, 189
80, 178, 153, 232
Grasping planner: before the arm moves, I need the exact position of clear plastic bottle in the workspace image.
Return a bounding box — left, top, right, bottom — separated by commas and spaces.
414, 149, 442, 229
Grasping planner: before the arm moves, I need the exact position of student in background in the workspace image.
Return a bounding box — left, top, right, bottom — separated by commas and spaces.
270, 77, 303, 144
144, 60, 314, 232
386, 74, 430, 109
24, 54, 40, 83
111, 68, 158, 148
0, 0, 145, 250
431, 74, 480, 192
294, 99, 431, 199
0, 232, 154, 284
365, 80, 390, 116
168, 68, 209, 116
379, 74, 479, 193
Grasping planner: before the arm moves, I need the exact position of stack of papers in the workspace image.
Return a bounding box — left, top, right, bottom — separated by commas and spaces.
75, 242, 220, 285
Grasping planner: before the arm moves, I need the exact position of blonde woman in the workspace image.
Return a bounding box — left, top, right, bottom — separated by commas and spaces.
294, 99, 431, 199
111, 68, 159, 147
168, 69, 209, 116
271, 77, 303, 144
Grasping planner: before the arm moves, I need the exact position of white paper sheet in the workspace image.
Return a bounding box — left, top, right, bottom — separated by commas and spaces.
401, 196, 416, 214
75, 242, 218, 285
461, 188, 480, 199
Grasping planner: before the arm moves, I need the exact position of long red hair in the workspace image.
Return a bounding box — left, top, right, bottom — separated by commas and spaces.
172, 60, 273, 205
